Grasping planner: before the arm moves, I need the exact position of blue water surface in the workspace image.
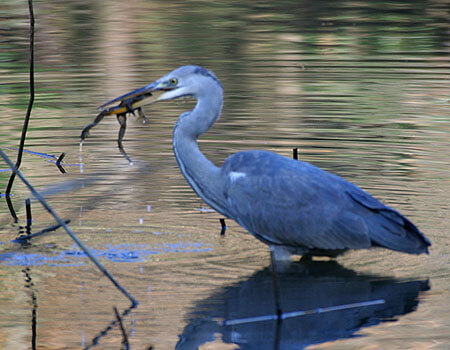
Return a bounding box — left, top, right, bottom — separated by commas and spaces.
0, 242, 212, 267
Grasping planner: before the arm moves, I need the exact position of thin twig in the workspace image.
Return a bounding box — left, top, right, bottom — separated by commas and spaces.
0, 149, 139, 307
5, 0, 35, 221
113, 306, 129, 350
7, 147, 56, 159
5, 195, 16, 222
223, 299, 386, 326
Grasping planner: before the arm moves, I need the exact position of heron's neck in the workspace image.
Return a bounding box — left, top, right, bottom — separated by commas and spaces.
173, 90, 228, 215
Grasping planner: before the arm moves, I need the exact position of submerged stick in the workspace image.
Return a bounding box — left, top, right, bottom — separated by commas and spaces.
22, 268, 37, 350
12, 219, 71, 243
84, 304, 137, 350
55, 152, 66, 174
113, 306, 129, 350
0, 149, 138, 307
219, 218, 227, 236
5, 0, 35, 221
56, 152, 65, 164
25, 198, 32, 227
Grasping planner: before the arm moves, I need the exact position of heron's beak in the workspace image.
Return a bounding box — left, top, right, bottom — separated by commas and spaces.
98, 81, 176, 114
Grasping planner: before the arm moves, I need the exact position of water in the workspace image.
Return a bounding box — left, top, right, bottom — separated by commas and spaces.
0, 0, 449, 348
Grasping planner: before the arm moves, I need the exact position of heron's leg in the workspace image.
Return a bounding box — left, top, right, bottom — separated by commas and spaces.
300, 248, 347, 261
299, 254, 313, 263
270, 245, 293, 262
80, 111, 107, 140
116, 113, 133, 165
269, 246, 283, 320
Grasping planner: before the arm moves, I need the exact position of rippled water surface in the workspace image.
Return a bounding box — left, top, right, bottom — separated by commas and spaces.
0, 1, 449, 349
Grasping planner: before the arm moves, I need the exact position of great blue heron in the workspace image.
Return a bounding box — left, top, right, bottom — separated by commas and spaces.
98, 65, 431, 260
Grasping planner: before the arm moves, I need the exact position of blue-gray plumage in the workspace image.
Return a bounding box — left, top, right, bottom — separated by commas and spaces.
101, 65, 431, 260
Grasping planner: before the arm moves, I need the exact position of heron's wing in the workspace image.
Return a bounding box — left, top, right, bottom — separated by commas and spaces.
222, 151, 372, 250
221, 151, 429, 254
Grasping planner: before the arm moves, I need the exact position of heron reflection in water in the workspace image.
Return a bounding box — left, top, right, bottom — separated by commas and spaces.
87, 65, 431, 261
175, 260, 429, 349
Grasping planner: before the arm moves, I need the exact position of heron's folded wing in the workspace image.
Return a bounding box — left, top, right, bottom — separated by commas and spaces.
222, 154, 371, 250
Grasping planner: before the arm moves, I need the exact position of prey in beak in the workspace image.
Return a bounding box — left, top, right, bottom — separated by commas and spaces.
80, 75, 182, 164
80, 81, 170, 164
80, 82, 166, 140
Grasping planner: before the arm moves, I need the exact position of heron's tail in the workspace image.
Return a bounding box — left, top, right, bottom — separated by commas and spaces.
347, 190, 431, 255
369, 210, 430, 254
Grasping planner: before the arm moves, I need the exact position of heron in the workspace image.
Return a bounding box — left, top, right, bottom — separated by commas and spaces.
98, 65, 431, 260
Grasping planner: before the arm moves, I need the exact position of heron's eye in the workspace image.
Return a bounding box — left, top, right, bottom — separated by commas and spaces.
169, 78, 178, 86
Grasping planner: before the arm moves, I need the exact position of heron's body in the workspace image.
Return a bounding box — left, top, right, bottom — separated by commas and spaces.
221, 150, 428, 255
101, 65, 431, 259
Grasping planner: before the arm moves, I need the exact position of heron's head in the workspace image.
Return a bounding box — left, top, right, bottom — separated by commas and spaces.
99, 65, 223, 111
151, 65, 223, 102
